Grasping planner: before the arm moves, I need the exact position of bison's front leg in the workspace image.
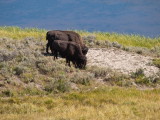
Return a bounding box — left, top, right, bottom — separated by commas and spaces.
66, 58, 71, 67
72, 60, 77, 68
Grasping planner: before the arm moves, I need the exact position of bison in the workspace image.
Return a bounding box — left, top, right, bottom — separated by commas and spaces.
46, 30, 88, 55
52, 40, 87, 69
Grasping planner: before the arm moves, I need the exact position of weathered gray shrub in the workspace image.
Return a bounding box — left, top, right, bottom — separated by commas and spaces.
83, 35, 96, 43
104, 40, 113, 48
130, 68, 159, 85
122, 46, 130, 51
45, 77, 70, 93
70, 72, 94, 85
112, 41, 122, 48
87, 66, 111, 78
131, 68, 145, 78
0, 50, 18, 62
103, 72, 131, 86
1, 89, 14, 97
13, 66, 28, 76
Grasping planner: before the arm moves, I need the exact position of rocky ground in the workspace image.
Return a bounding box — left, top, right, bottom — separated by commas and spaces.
87, 48, 159, 77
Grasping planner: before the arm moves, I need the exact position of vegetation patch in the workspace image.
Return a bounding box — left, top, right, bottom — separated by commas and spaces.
0, 87, 160, 120
153, 59, 160, 68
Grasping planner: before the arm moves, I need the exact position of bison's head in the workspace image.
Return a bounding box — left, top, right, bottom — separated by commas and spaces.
76, 55, 87, 69
82, 45, 88, 55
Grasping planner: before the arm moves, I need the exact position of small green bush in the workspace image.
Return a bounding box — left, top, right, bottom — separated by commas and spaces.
104, 72, 131, 86
131, 68, 157, 85
153, 59, 160, 68
20, 73, 35, 84
87, 66, 111, 78
122, 46, 130, 51
1, 90, 14, 97
112, 41, 122, 48
45, 78, 70, 93
70, 72, 94, 85
131, 68, 145, 78
13, 66, 27, 76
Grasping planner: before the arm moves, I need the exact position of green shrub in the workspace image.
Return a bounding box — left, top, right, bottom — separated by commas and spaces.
131, 68, 145, 78
122, 46, 130, 51
70, 72, 94, 85
87, 66, 111, 78
104, 40, 113, 48
104, 72, 131, 86
45, 78, 70, 93
112, 41, 122, 48
1, 90, 14, 97
136, 50, 143, 54
13, 66, 27, 76
21, 87, 45, 96
131, 69, 155, 85
20, 72, 35, 84
153, 59, 160, 68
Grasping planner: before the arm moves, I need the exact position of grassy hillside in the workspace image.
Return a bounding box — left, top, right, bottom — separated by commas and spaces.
0, 26, 160, 119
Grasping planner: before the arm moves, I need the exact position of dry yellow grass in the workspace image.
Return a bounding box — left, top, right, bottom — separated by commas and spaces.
0, 87, 160, 120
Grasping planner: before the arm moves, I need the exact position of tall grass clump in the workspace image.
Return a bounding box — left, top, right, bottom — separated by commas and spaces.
153, 59, 160, 68
77, 31, 160, 49
0, 26, 46, 40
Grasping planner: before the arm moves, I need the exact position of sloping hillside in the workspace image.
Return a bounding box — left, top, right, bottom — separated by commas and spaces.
0, 36, 160, 97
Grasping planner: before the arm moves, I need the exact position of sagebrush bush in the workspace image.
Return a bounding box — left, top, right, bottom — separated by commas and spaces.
131, 68, 145, 78
1, 89, 14, 97
112, 41, 122, 48
13, 65, 28, 76
45, 77, 70, 93
104, 40, 113, 48
130, 68, 160, 86
87, 66, 111, 78
20, 72, 35, 84
153, 59, 160, 68
82, 35, 96, 44
70, 72, 94, 85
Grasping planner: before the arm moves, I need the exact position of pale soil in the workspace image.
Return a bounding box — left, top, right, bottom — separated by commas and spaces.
87, 48, 159, 77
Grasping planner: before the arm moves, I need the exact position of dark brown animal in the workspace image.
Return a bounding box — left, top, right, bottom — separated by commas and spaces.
61, 31, 88, 55
46, 30, 88, 55
52, 40, 87, 69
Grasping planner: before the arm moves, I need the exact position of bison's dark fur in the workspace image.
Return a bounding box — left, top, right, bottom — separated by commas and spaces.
52, 40, 87, 69
46, 30, 88, 55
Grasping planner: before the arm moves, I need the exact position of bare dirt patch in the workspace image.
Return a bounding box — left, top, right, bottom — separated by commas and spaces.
87, 48, 159, 77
